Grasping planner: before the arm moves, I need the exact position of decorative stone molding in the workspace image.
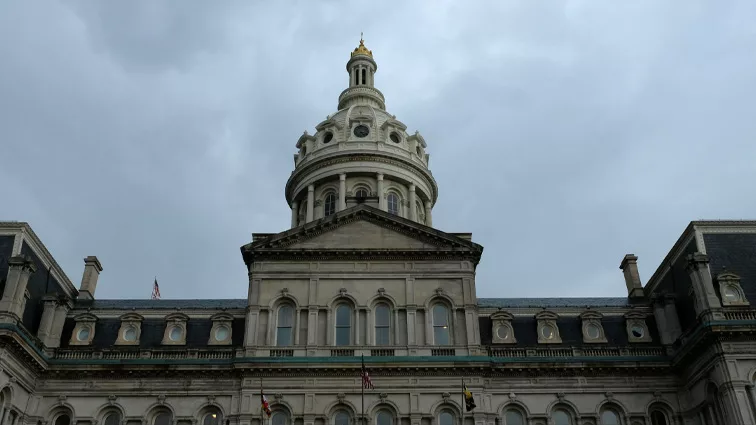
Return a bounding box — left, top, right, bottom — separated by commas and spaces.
379, 393, 388, 401
507, 393, 516, 400
108, 395, 117, 405
624, 311, 652, 343
579, 311, 607, 344
716, 271, 750, 306
162, 312, 189, 346
157, 394, 166, 405
377, 288, 386, 296
490, 311, 516, 344
337, 393, 346, 402
535, 311, 562, 344
69, 313, 97, 346
274, 393, 283, 401
280, 288, 289, 296
442, 392, 450, 401
209, 312, 233, 346
115, 313, 143, 346
556, 392, 565, 401
434, 288, 444, 296
339, 288, 348, 297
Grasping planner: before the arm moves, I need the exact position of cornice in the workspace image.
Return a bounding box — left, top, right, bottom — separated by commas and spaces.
285, 153, 438, 204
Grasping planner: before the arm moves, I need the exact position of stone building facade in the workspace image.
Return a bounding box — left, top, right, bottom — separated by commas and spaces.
1, 39, 756, 425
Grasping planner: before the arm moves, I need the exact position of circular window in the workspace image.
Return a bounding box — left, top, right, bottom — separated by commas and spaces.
169, 326, 183, 341
353, 125, 369, 138
723, 286, 740, 301
586, 323, 601, 339
323, 132, 334, 144
541, 324, 555, 339
389, 132, 400, 143
631, 324, 645, 338
496, 325, 509, 340
76, 326, 90, 341
215, 325, 230, 342
123, 326, 137, 342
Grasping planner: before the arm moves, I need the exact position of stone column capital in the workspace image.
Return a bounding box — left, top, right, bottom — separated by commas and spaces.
8, 256, 36, 274
376, 173, 384, 180
339, 173, 346, 181
686, 252, 709, 269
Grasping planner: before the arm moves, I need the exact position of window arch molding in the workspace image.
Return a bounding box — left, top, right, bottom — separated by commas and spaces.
429, 400, 462, 420
322, 191, 338, 217
644, 401, 675, 425
324, 401, 358, 424
46, 405, 76, 425
594, 399, 629, 420
193, 402, 227, 425
367, 400, 400, 419
144, 404, 176, 425
495, 400, 531, 422
268, 401, 294, 425
368, 294, 397, 346
348, 178, 374, 197
544, 401, 579, 425
0, 385, 14, 409
94, 403, 126, 425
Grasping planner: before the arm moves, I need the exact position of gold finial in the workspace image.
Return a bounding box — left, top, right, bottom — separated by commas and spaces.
351, 33, 373, 58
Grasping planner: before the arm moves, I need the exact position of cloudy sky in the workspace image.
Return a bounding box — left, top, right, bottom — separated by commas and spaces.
2, 1, 755, 300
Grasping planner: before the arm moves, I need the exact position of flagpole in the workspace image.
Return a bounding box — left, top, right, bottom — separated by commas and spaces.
361, 355, 365, 425
460, 377, 464, 425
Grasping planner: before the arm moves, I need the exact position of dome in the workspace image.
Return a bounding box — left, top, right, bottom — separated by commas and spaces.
285, 38, 438, 230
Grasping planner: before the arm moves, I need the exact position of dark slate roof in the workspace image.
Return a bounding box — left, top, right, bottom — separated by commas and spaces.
75, 299, 248, 310
704, 233, 756, 305
477, 297, 636, 308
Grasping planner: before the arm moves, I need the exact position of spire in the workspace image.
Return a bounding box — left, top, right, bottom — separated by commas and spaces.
351, 33, 373, 58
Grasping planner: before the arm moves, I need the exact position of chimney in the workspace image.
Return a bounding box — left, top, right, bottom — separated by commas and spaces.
620, 254, 645, 298
78, 256, 103, 300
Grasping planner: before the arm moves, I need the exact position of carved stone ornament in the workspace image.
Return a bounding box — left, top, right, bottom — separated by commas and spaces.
281, 288, 289, 296
274, 393, 283, 401
377, 288, 386, 296
58, 395, 67, 402
508, 393, 516, 400
8, 377, 16, 385
339, 288, 348, 297
207, 395, 216, 405
556, 392, 565, 401
108, 395, 117, 405
157, 394, 166, 405
379, 393, 388, 401
605, 391, 614, 400
337, 393, 346, 402
435, 288, 444, 296
442, 392, 450, 401
653, 391, 662, 400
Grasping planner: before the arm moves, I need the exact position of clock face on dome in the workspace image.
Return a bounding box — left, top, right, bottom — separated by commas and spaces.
353, 125, 369, 138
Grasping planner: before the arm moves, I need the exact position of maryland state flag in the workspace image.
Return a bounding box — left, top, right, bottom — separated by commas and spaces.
261, 392, 272, 418
463, 384, 476, 412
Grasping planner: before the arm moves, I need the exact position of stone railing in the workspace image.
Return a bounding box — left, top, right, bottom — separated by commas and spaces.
488, 346, 666, 358
53, 348, 235, 361
722, 309, 756, 321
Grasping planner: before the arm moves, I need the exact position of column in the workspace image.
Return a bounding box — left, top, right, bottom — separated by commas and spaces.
294, 308, 301, 345
408, 183, 417, 221
377, 173, 385, 211
0, 256, 36, 321
338, 174, 346, 211
424, 200, 433, 226
687, 253, 722, 315
291, 200, 299, 227
37, 296, 58, 345
306, 185, 315, 223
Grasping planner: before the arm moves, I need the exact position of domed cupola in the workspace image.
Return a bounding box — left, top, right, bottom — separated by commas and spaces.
285, 37, 439, 230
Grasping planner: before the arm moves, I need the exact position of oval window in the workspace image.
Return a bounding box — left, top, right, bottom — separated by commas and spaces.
323, 132, 334, 144
496, 325, 509, 340
77, 326, 90, 341
631, 325, 644, 338
586, 323, 601, 339
215, 325, 230, 342
169, 326, 183, 341
123, 326, 137, 342
541, 324, 555, 339
389, 132, 400, 143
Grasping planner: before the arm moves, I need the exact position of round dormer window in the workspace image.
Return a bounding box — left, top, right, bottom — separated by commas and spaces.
214, 325, 230, 342
585, 323, 601, 339
323, 132, 334, 144
77, 326, 90, 341
123, 326, 137, 342
630, 324, 644, 338
389, 132, 400, 143
169, 326, 183, 341
496, 325, 509, 340
723, 286, 740, 302
354, 125, 369, 138
541, 324, 555, 339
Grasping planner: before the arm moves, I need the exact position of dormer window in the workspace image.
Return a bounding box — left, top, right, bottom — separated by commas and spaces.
389, 132, 400, 143
535, 311, 562, 344
580, 311, 607, 343
624, 311, 652, 343
716, 271, 749, 306
162, 312, 189, 345
323, 132, 334, 144
490, 311, 516, 344
70, 313, 97, 346
209, 312, 233, 345
115, 313, 143, 345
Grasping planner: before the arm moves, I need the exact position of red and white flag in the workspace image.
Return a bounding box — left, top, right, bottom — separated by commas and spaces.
151, 278, 161, 300
361, 355, 374, 389
261, 393, 272, 417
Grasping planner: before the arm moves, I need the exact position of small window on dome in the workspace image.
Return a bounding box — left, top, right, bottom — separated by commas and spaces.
416, 146, 422, 156
323, 132, 334, 144
390, 133, 400, 143
301, 145, 307, 156
355, 188, 369, 199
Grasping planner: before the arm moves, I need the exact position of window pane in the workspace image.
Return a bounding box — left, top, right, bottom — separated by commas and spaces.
650, 411, 667, 425
504, 410, 523, 425
439, 412, 454, 425
272, 413, 287, 425
552, 410, 571, 425
388, 194, 399, 215
325, 194, 336, 217
336, 327, 351, 346
55, 416, 71, 425
204, 412, 222, 425
279, 306, 294, 326
600, 410, 619, 425
433, 305, 448, 326
375, 305, 390, 326
377, 412, 392, 425
336, 305, 351, 326
105, 413, 122, 425
376, 328, 390, 345
335, 411, 350, 425
434, 327, 450, 345
277, 328, 292, 346
154, 413, 172, 425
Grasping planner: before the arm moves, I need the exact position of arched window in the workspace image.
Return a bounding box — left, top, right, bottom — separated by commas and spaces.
438, 410, 454, 425
335, 411, 350, 425
503, 409, 524, 425
104, 412, 122, 425
376, 411, 392, 425
552, 409, 572, 425
416, 201, 425, 224
650, 410, 668, 425
54, 414, 72, 425
432, 304, 451, 345
355, 187, 369, 199
335, 304, 352, 346
600, 408, 620, 425
272, 412, 288, 425
375, 304, 391, 345
203, 411, 222, 425
277, 305, 294, 346
387, 193, 400, 216
324, 193, 337, 217
154, 412, 172, 425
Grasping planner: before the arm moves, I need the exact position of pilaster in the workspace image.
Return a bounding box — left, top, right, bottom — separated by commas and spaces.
376, 173, 385, 211
408, 183, 417, 221
36, 295, 59, 346
306, 185, 315, 223
424, 200, 432, 227
686, 253, 722, 316
291, 201, 299, 228
339, 174, 347, 211
0, 256, 36, 323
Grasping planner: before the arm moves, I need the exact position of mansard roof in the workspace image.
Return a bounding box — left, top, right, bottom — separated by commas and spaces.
240, 204, 484, 265
478, 297, 637, 308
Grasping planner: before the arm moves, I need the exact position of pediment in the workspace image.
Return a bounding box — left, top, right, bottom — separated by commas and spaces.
242, 205, 482, 263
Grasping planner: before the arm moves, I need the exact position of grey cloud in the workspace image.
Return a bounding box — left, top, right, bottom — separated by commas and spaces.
1, 1, 755, 299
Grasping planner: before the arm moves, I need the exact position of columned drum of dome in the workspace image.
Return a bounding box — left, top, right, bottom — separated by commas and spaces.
286, 37, 438, 228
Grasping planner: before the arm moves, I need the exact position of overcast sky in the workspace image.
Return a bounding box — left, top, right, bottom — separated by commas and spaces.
1, 1, 755, 300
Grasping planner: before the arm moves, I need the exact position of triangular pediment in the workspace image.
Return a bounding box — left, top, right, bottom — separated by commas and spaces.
241, 205, 483, 263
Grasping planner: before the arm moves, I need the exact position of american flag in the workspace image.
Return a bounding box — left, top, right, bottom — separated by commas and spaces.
361, 355, 374, 389
151, 278, 161, 300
